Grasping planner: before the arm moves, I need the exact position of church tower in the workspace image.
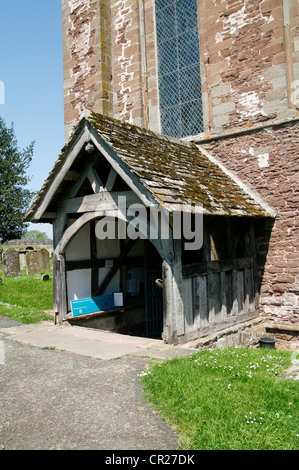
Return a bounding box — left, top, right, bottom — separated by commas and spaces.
61, 0, 299, 331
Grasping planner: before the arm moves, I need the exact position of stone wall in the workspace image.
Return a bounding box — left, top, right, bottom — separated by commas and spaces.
62, 0, 299, 137
60, 0, 299, 328
198, 0, 299, 134
4, 239, 53, 246
111, 0, 160, 130
62, 0, 113, 141
196, 0, 299, 327
200, 120, 299, 326
62, 0, 161, 137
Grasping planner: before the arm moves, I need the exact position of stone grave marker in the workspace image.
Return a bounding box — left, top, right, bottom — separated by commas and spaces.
2, 248, 20, 277
26, 251, 40, 275
38, 248, 50, 270
18, 249, 28, 270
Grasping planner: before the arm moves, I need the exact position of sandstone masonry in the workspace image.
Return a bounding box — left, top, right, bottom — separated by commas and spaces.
61, 0, 299, 328
201, 121, 299, 325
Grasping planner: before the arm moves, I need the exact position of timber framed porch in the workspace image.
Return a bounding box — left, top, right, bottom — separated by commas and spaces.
25, 113, 275, 344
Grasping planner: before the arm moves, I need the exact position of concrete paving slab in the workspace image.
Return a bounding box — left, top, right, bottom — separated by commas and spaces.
0, 321, 197, 450
0, 338, 180, 450
0, 316, 22, 328
0, 321, 197, 361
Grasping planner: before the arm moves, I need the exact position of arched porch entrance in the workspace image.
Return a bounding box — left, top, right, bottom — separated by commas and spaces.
53, 214, 164, 339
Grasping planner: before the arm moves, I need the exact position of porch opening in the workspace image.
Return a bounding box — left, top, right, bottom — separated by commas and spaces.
63, 220, 164, 340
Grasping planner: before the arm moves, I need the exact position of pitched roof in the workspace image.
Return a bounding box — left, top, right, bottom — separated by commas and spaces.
25, 113, 275, 222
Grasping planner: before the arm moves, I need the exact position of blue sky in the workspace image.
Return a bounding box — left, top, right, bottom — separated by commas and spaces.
0, 1, 64, 238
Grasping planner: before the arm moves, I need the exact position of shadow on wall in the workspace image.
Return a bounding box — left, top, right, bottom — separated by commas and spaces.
254, 217, 275, 301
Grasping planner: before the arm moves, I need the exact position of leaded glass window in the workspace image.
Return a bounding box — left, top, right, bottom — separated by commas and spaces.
155, 0, 203, 138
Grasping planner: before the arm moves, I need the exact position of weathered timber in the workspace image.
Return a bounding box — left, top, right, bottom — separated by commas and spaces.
52, 254, 60, 324
58, 254, 68, 324
54, 210, 120, 255
34, 128, 89, 221
105, 167, 117, 191
182, 278, 194, 333
182, 257, 254, 277
90, 220, 99, 296
93, 238, 137, 297
53, 213, 69, 250
64, 302, 145, 322
65, 256, 144, 272
65, 307, 125, 322
88, 168, 104, 193
57, 190, 139, 214
65, 170, 81, 181
176, 310, 260, 344
64, 152, 99, 200
179, 253, 258, 340
88, 123, 158, 210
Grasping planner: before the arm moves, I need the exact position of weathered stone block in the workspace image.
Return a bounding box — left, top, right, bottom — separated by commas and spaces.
38, 248, 50, 271
26, 251, 40, 276
2, 249, 20, 278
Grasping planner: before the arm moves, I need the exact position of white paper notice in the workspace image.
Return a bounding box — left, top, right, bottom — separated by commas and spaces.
113, 292, 124, 307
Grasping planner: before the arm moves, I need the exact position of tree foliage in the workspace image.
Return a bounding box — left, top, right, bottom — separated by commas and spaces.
0, 117, 34, 242
23, 230, 49, 240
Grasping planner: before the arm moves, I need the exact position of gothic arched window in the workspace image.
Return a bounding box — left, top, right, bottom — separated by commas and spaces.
155, 0, 203, 138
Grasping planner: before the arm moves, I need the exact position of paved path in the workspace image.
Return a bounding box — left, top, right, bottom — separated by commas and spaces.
1, 320, 297, 450
0, 321, 195, 450
0, 321, 196, 361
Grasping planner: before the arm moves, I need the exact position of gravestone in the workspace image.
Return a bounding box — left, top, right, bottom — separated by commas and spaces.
18, 249, 28, 270
26, 251, 40, 275
38, 248, 50, 270
2, 248, 20, 277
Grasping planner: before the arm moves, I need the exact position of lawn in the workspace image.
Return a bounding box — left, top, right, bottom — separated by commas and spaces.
0, 269, 53, 323
141, 347, 299, 450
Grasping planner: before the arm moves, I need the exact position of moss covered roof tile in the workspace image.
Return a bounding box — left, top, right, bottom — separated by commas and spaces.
25, 113, 272, 222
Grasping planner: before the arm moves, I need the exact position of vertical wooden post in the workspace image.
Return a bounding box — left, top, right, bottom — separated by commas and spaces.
52, 254, 60, 325
53, 214, 68, 250
162, 237, 184, 344
59, 254, 68, 324
53, 213, 69, 324
250, 222, 260, 311
90, 220, 99, 296
173, 239, 184, 339
162, 259, 175, 343
53, 253, 68, 325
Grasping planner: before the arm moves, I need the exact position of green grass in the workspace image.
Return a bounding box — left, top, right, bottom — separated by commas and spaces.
0, 270, 53, 323
141, 347, 299, 450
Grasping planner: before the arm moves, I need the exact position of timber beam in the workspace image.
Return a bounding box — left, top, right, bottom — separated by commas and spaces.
57, 190, 139, 214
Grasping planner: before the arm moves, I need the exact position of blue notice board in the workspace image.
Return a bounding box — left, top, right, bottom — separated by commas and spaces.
71, 295, 115, 317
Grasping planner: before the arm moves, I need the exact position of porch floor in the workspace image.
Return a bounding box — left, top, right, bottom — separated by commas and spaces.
0, 320, 196, 361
